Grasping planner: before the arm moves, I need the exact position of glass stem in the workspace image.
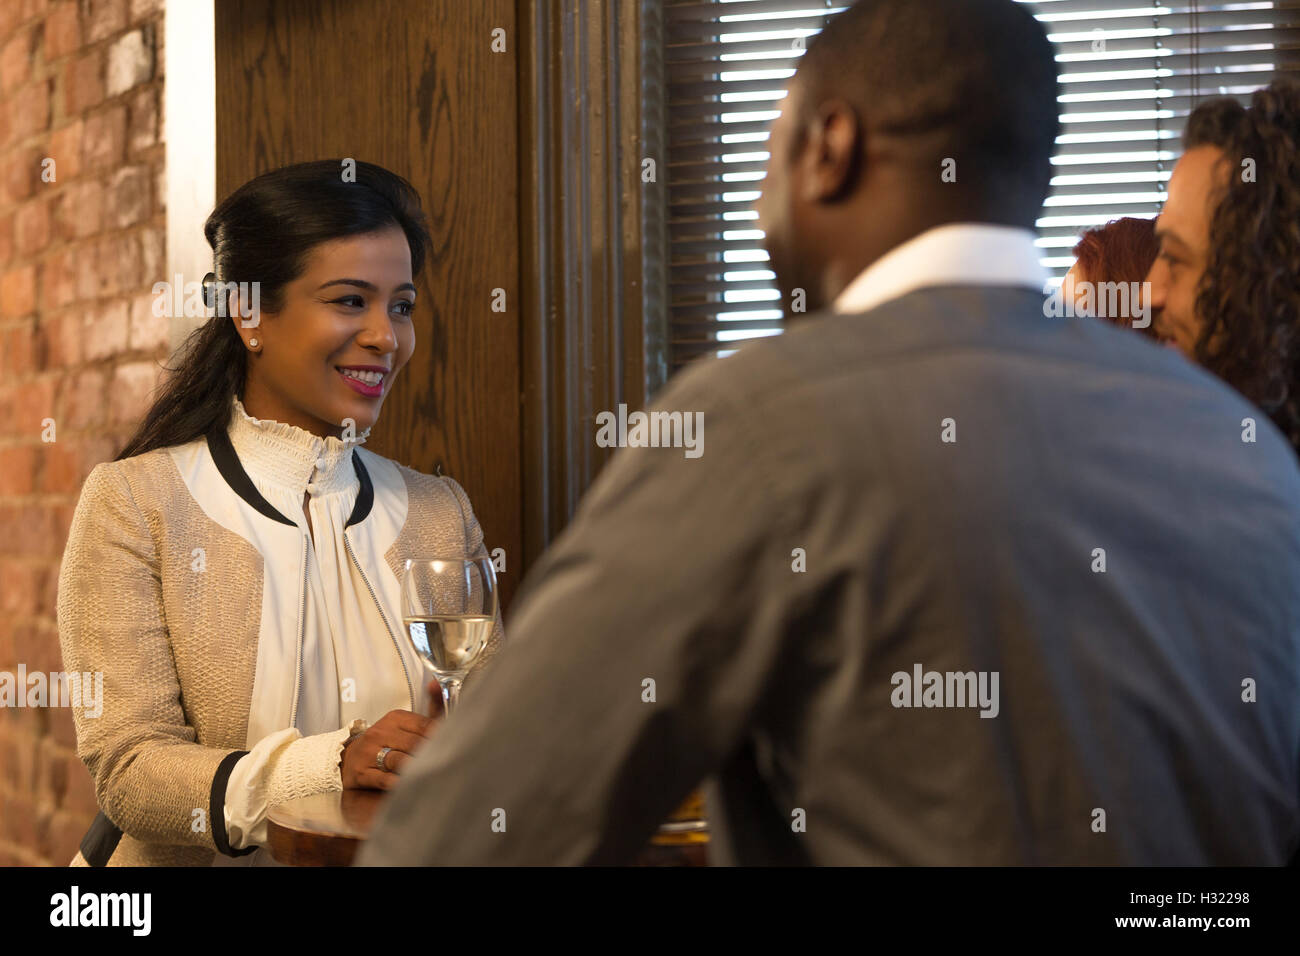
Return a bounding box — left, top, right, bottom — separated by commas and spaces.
441, 677, 462, 715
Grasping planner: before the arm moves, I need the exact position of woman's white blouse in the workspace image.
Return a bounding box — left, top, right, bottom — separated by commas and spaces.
217, 397, 429, 865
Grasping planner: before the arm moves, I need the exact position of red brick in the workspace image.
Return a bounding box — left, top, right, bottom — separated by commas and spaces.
0, 1, 21, 43
10, 78, 52, 140
108, 163, 149, 228
1, 265, 37, 318
3, 317, 37, 378
75, 248, 98, 303
60, 367, 106, 430
62, 756, 98, 816
13, 620, 62, 672
56, 177, 104, 240
63, 48, 104, 116
8, 375, 57, 437
85, 0, 127, 45
126, 85, 156, 153
0, 614, 14, 664
40, 248, 77, 310
0, 558, 43, 612
39, 737, 69, 805
35, 306, 82, 368
29, 806, 56, 861
40, 438, 84, 493
0, 146, 41, 205
105, 26, 153, 97
0, 729, 40, 793
41, 808, 89, 864
127, 289, 165, 351
44, 1, 80, 61
47, 701, 81, 748
104, 230, 141, 292
79, 437, 116, 483
0, 793, 40, 848
130, 0, 164, 23
0, 215, 12, 268
154, 16, 164, 80
0, 444, 37, 495
63, 435, 114, 480
41, 556, 62, 612
0, 697, 54, 749
49, 503, 75, 549
15, 198, 50, 256
138, 222, 163, 281
83, 298, 128, 360
80, 234, 135, 298
0, 560, 42, 617
31, 560, 53, 613
109, 359, 159, 425
81, 103, 125, 173
48, 118, 83, 181
0, 846, 38, 866
0, 26, 37, 95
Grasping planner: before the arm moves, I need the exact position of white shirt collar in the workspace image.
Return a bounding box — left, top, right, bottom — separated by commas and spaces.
227, 394, 370, 496
831, 223, 1047, 315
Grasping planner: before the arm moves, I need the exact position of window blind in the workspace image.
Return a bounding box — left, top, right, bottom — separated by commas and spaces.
662, 0, 1300, 369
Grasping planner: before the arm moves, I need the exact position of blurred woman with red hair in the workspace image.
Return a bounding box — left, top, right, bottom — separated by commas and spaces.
1062, 217, 1160, 337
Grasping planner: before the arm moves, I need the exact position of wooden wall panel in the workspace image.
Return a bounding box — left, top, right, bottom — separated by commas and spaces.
214, 0, 522, 606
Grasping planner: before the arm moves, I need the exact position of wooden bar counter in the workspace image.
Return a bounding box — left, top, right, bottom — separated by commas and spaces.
266, 789, 709, 866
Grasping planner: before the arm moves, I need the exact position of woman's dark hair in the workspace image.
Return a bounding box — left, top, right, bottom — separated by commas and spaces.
1071, 216, 1160, 336
115, 159, 432, 460
1183, 80, 1300, 451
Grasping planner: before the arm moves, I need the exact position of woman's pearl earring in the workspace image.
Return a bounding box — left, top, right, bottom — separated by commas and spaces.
249, 338, 259, 349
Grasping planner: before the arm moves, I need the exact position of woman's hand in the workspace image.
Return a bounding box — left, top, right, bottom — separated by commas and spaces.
340, 709, 435, 790
339, 681, 449, 789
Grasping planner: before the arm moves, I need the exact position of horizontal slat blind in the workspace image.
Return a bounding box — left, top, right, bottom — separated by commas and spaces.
663, 0, 1300, 369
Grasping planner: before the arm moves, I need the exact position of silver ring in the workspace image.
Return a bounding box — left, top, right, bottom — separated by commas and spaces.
376, 746, 392, 772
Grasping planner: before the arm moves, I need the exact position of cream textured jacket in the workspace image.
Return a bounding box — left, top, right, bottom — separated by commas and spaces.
57, 395, 502, 866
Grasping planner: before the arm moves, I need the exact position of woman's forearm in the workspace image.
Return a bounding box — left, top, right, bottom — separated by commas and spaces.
223, 724, 360, 850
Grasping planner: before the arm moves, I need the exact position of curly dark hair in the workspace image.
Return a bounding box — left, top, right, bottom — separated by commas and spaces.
1184, 80, 1300, 451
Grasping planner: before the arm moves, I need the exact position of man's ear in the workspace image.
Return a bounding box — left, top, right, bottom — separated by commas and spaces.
798, 99, 862, 204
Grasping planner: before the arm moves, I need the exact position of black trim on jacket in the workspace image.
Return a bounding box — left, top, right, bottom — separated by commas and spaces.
79, 811, 123, 866
211, 749, 259, 858
205, 426, 374, 527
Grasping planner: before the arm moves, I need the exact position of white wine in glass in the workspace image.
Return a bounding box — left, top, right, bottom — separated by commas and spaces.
401, 556, 498, 715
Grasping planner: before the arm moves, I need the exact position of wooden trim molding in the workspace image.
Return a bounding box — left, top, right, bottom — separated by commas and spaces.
640, 0, 670, 401
516, 0, 667, 567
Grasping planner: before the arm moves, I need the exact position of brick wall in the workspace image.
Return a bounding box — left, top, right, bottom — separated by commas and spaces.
0, 0, 166, 866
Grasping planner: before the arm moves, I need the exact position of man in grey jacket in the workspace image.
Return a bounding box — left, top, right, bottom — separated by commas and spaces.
360, 0, 1300, 865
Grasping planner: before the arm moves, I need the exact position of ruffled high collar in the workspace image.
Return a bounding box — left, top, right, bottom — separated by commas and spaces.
227, 394, 371, 496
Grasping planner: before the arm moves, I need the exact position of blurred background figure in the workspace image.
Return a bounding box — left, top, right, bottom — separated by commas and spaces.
1062, 217, 1159, 337
1148, 80, 1300, 451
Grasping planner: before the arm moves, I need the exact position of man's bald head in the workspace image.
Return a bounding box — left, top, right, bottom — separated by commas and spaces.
756, 0, 1060, 312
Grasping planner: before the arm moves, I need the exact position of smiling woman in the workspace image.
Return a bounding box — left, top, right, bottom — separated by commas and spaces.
55, 160, 506, 867
120, 160, 430, 458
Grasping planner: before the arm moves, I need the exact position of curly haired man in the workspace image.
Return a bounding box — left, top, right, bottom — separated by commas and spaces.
1150, 80, 1300, 451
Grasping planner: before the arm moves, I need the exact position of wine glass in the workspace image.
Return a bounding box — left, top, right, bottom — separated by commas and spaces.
401, 556, 498, 716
